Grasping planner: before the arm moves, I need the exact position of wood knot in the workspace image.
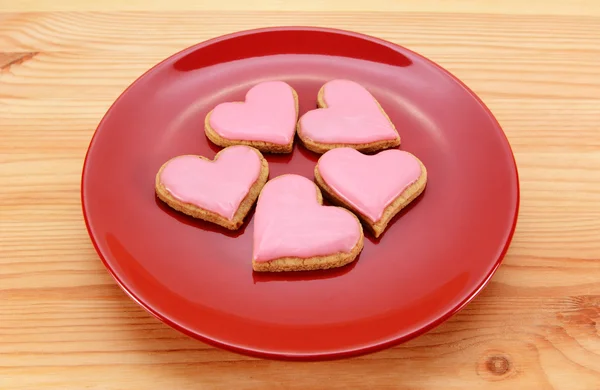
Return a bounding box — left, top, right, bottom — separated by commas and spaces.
477, 351, 515, 381
486, 355, 510, 375
0, 52, 39, 72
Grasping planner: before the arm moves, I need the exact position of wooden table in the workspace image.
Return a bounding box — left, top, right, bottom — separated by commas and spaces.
2, 1, 599, 389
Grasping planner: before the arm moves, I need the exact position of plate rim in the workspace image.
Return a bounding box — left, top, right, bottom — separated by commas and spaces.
81, 26, 520, 360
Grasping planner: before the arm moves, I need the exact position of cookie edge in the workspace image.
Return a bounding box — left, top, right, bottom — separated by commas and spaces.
155, 146, 269, 230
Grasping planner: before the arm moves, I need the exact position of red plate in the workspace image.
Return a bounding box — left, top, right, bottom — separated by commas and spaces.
82, 27, 519, 360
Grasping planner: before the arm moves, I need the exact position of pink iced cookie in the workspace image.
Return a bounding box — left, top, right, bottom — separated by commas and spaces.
252, 174, 364, 272
155, 145, 269, 230
298, 79, 401, 154
205, 81, 299, 153
315, 148, 427, 238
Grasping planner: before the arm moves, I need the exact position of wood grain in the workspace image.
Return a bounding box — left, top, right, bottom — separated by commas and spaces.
1, 2, 599, 389
1, 0, 599, 15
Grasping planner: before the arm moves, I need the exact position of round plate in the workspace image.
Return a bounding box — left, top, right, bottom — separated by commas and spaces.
82, 27, 519, 360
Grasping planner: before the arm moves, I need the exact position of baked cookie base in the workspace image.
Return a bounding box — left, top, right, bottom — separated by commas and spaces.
298, 85, 401, 154
155, 147, 269, 230
314, 158, 427, 238
204, 88, 300, 154
252, 180, 365, 272
252, 246, 363, 272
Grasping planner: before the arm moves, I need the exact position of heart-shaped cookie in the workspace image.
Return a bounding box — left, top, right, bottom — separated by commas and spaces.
298, 79, 401, 154
252, 174, 364, 272
315, 148, 427, 238
205, 81, 299, 153
156, 145, 269, 230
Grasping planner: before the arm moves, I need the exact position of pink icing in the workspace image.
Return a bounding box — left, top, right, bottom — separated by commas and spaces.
299, 79, 399, 144
253, 174, 361, 262
209, 81, 297, 145
317, 148, 422, 222
159, 146, 261, 220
